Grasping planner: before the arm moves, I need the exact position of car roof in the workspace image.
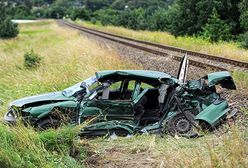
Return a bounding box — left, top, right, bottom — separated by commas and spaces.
95, 70, 179, 85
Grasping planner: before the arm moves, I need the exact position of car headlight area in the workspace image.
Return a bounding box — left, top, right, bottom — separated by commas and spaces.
4, 109, 17, 123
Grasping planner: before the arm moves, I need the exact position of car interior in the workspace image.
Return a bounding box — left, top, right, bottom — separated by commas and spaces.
91, 79, 167, 126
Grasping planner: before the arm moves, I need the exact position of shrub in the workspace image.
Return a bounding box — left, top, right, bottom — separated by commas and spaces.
24, 50, 42, 69
94, 9, 119, 26
201, 9, 232, 42
90, 18, 97, 24
239, 31, 248, 49
69, 8, 90, 21
0, 17, 19, 38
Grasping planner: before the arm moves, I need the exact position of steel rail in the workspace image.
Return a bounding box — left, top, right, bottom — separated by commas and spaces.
59, 20, 235, 71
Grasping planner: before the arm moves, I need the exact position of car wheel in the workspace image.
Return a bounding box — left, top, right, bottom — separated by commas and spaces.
38, 117, 60, 130
167, 113, 193, 136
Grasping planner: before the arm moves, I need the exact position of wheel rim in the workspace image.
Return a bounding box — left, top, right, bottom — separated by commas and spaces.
175, 118, 191, 134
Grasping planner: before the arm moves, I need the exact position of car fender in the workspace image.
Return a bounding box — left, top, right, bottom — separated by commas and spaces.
207, 71, 236, 89
194, 100, 229, 127
22, 100, 77, 119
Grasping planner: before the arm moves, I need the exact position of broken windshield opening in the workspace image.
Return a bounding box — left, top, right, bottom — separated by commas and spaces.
62, 76, 98, 97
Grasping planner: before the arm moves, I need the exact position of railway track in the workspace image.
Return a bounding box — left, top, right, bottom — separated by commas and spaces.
59, 20, 248, 72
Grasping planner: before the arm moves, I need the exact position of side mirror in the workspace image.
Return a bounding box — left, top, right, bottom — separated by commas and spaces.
80, 82, 87, 88
81, 82, 88, 93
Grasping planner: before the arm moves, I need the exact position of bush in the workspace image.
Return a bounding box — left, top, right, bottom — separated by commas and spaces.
90, 18, 97, 24
148, 8, 170, 31
239, 31, 248, 49
0, 17, 19, 38
24, 50, 42, 69
12, 5, 32, 19
69, 8, 90, 21
94, 9, 119, 26
201, 9, 232, 42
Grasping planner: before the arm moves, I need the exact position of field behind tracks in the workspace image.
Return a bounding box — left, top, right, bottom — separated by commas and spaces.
0, 20, 247, 168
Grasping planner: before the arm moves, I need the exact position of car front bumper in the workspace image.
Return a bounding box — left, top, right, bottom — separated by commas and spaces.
4, 110, 17, 123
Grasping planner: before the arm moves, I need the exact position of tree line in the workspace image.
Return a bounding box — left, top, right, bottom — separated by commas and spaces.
1, 0, 248, 49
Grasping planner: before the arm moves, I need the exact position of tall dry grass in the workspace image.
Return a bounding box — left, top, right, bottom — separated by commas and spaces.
76, 20, 248, 62
0, 20, 139, 167
91, 128, 248, 167
0, 20, 139, 114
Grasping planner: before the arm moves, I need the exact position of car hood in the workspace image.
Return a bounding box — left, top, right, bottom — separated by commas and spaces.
10, 91, 74, 108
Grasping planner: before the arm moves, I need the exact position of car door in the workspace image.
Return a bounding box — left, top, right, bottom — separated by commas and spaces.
80, 80, 135, 122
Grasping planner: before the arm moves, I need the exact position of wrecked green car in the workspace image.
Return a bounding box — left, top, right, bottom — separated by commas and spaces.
4, 56, 236, 136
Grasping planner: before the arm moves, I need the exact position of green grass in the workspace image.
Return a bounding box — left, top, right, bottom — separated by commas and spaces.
21, 29, 51, 35
75, 20, 248, 62
0, 124, 82, 168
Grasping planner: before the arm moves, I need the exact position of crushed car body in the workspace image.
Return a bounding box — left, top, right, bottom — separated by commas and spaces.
4, 56, 236, 136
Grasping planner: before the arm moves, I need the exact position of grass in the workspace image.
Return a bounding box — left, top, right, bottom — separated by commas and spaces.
0, 20, 247, 167
0, 20, 138, 111
89, 128, 247, 167
232, 70, 248, 90
0, 124, 82, 168
75, 20, 248, 62
0, 20, 138, 168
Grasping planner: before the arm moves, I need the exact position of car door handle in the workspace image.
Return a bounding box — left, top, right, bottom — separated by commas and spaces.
112, 104, 119, 106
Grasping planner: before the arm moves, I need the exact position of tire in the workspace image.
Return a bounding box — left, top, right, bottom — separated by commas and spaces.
167, 113, 194, 136
38, 117, 60, 130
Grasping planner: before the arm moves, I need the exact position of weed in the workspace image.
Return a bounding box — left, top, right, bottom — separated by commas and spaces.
24, 49, 42, 69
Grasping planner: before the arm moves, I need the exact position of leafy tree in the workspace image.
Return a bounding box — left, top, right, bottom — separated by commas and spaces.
0, 17, 19, 38
111, 0, 126, 10
14, 5, 32, 19
32, 0, 56, 6
239, 0, 248, 30
167, 0, 241, 37
127, 8, 147, 30
126, 0, 174, 10
201, 9, 232, 42
216, 0, 241, 36
0, 2, 19, 38
148, 8, 170, 31
69, 8, 90, 21
95, 9, 119, 25
239, 31, 248, 48
114, 9, 130, 26
166, 0, 203, 36
238, 0, 248, 48
31, 8, 47, 18
85, 0, 114, 11
46, 5, 65, 18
